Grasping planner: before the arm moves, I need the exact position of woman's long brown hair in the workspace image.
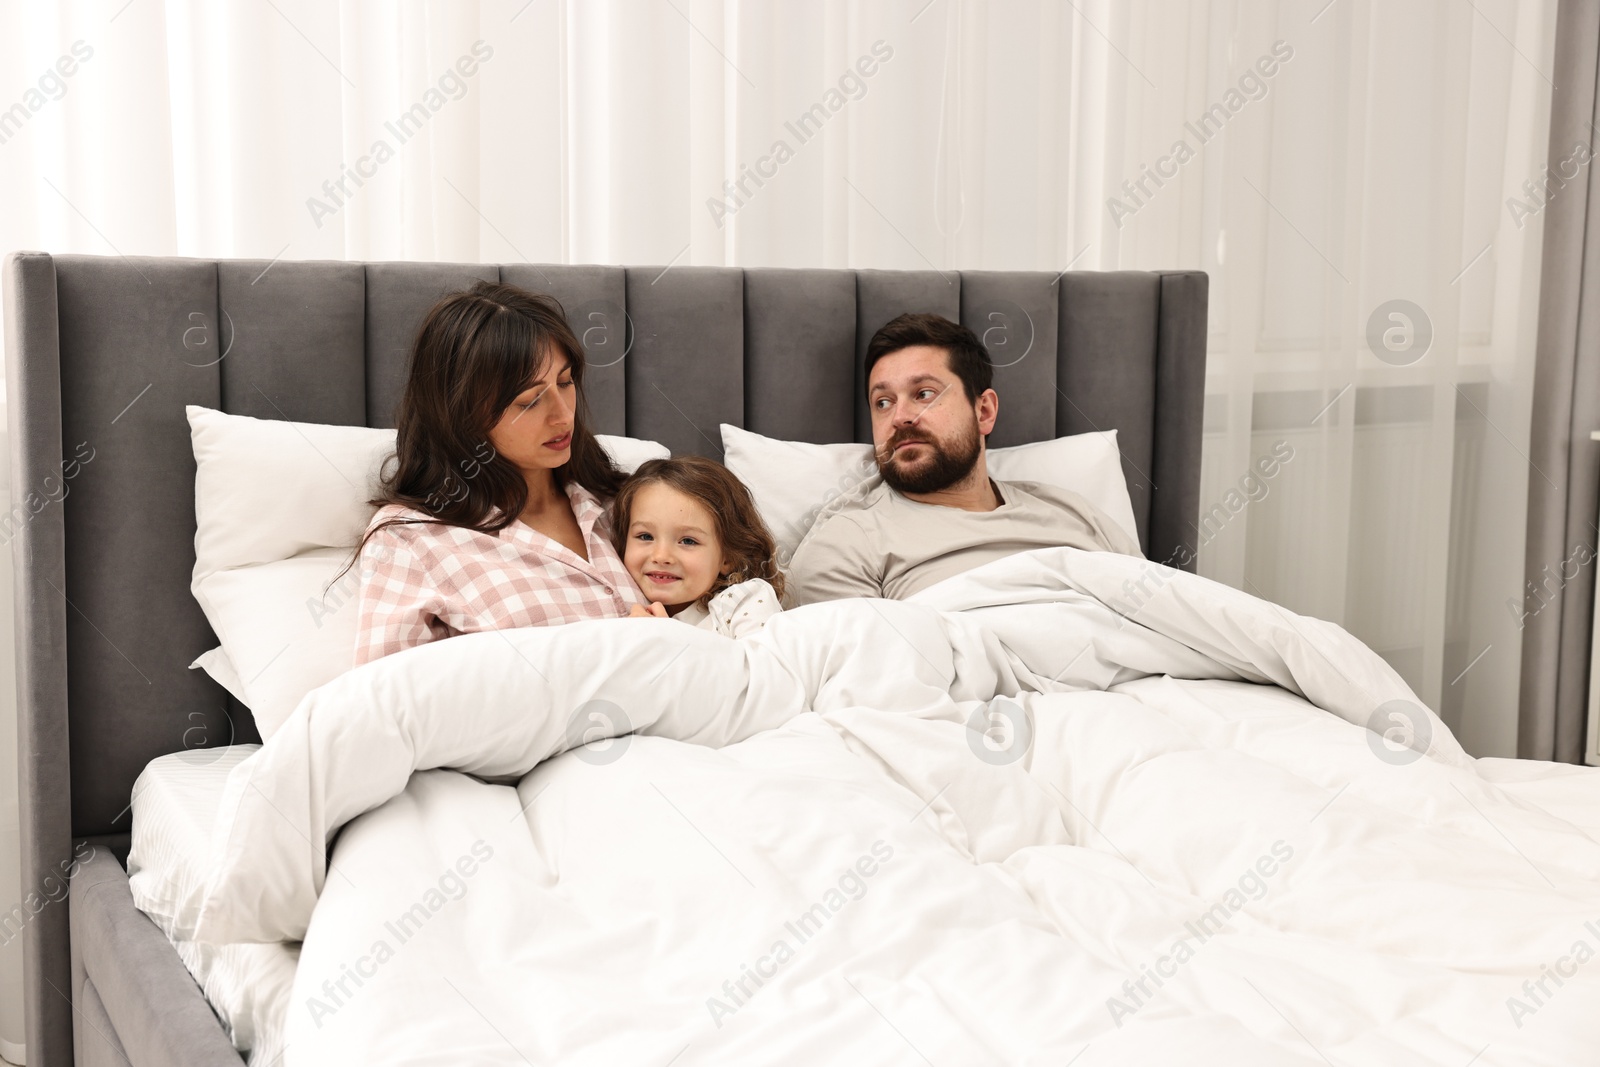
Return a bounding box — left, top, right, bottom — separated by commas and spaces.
608, 456, 786, 609
340, 281, 625, 581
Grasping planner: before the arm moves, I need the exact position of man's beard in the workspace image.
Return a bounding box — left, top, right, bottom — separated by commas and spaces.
876, 421, 983, 495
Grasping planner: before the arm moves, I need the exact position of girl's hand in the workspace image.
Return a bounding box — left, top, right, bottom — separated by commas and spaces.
628, 602, 669, 619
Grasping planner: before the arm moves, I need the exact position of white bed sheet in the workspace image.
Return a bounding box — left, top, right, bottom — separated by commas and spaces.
127, 745, 297, 1066
187, 545, 1600, 1065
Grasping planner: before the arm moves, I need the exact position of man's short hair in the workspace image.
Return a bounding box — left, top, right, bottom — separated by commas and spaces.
864, 313, 993, 403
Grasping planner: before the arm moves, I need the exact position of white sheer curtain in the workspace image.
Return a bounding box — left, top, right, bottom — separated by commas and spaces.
0, 0, 1557, 1057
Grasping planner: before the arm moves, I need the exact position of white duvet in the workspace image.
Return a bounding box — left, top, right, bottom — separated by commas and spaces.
190, 547, 1600, 1066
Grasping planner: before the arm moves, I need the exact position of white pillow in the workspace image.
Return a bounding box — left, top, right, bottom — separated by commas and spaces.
194, 549, 364, 738
187, 646, 247, 706
983, 433, 1139, 544
189, 407, 394, 587
186, 406, 668, 737
720, 424, 1139, 564
596, 435, 672, 475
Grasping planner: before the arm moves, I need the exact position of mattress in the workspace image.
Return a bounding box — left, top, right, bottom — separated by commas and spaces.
126, 745, 298, 1067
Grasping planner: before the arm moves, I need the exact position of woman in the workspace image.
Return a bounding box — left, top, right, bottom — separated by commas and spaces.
349, 280, 648, 665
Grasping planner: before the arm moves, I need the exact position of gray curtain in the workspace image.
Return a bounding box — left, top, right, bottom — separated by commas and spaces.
1521, 0, 1600, 763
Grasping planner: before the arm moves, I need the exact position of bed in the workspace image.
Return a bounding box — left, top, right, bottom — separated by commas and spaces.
3, 253, 1204, 1065
12, 252, 1595, 1066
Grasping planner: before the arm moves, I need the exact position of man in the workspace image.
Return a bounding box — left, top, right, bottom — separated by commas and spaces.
786, 312, 1142, 605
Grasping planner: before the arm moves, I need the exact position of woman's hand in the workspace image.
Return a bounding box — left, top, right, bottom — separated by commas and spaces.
627, 602, 669, 619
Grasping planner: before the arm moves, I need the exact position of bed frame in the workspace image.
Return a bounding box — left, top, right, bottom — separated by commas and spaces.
3, 253, 1208, 1066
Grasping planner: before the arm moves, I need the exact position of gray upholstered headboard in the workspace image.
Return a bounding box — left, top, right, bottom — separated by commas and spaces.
3, 251, 1206, 1062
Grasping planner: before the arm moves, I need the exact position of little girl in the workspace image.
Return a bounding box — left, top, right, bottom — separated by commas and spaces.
609, 456, 785, 638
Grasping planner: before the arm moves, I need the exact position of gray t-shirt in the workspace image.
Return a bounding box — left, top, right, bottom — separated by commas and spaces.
786, 477, 1142, 605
